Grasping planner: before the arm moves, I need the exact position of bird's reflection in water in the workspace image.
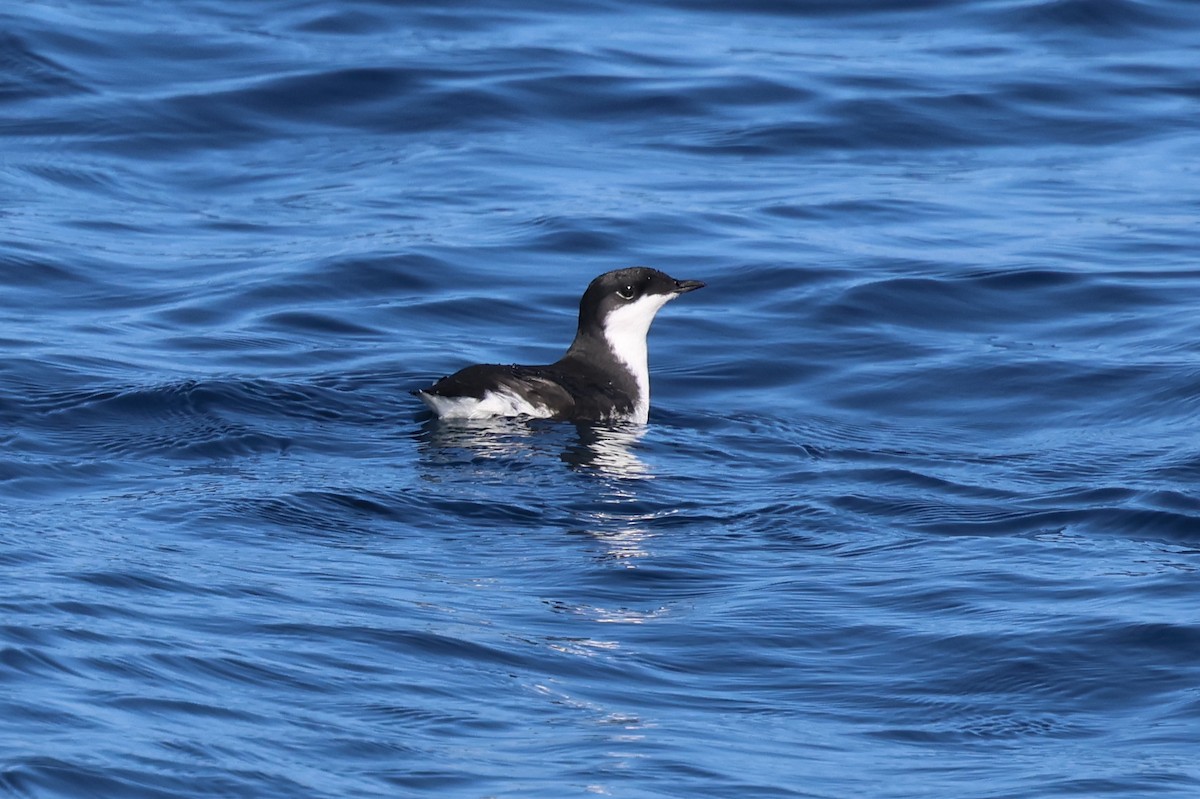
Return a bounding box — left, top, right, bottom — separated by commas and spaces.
415, 415, 657, 562
417, 415, 651, 480
573, 516, 655, 563
560, 423, 649, 478
416, 415, 539, 461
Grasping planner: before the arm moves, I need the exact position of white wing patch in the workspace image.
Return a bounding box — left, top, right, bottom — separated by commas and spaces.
417, 388, 556, 420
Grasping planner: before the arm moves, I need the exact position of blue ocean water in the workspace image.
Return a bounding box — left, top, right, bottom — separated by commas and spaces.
3, 0, 1200, 796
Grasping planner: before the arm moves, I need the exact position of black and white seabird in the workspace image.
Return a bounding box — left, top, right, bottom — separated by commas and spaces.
414, 267, 705, 423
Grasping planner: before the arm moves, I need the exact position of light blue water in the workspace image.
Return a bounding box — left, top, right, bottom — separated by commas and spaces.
3, 1, 1200, 797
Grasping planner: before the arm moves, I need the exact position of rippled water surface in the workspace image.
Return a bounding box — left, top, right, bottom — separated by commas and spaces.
4, 1, 1200, 797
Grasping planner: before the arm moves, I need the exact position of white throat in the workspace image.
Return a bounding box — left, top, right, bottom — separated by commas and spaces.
602, 292, 675, 424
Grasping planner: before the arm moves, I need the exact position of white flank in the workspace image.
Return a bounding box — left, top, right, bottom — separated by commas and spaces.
417, 389, 555, 420
601, 292, 676, 424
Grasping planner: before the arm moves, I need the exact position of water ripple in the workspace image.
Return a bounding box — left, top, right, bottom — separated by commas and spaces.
4, 0, 1200, 797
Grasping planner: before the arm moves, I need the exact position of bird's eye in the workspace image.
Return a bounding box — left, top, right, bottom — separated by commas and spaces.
616, 285, 635, 300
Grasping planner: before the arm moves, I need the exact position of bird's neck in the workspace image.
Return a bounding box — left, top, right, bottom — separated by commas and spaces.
563, 328, 649, 423
602, 323, 650, 413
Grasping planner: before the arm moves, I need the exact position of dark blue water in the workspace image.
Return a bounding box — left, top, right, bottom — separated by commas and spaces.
4, 1, 1200, 797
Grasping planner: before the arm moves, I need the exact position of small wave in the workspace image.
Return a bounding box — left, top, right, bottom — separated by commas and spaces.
1001, 0, 1183, 37
0, 31, 88, 101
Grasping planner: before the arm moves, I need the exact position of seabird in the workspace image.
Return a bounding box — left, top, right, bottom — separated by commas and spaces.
413, 266, 704, 423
